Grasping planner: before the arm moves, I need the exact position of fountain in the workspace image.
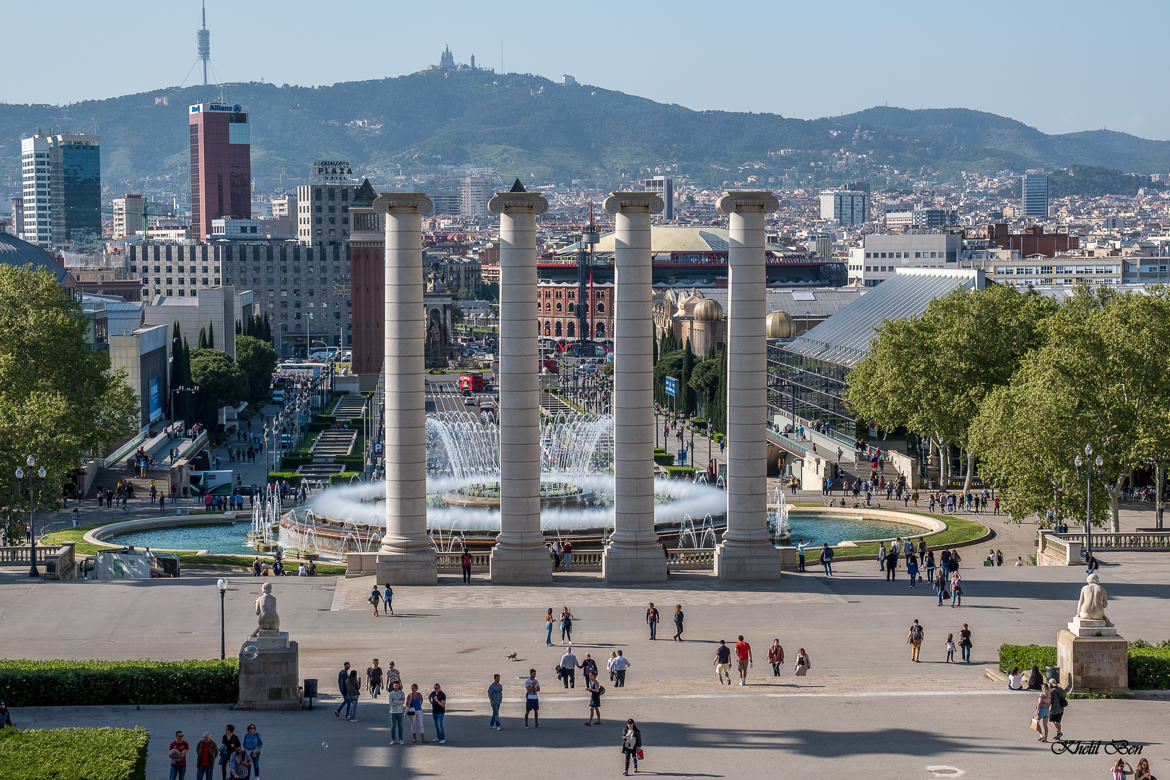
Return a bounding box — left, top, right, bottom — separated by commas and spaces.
767, 487, 792, 543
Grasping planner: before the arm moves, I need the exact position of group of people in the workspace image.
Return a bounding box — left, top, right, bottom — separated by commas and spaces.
163, 723, 263, 780
548, 539, 573, 570
712, 635, 810, 685
905, 619, 974, 663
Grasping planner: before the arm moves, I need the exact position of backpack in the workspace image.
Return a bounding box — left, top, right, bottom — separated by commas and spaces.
910, 625, 923, 640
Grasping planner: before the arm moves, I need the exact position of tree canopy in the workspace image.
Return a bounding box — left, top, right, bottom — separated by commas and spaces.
189, 348, 246, 429
235, 335, 278, 407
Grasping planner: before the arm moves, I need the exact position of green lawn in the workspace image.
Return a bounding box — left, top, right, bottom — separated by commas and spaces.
788, 507, 990, 560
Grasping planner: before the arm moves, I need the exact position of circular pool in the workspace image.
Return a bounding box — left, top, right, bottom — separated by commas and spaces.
785, 511, 926, 547
104, 521, 256, 556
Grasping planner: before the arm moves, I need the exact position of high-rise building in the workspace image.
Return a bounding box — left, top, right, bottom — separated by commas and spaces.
271, 194, 297, 220
112, 195, 147, 239
8, 197, 23, 238
1022, 173, 1049, 219
642, 176, 674, 221
819, 189, 869, 226
189, 102, 251, 241
296, 160, 354, 246
20, 132, 101, 248
459, 175, 492, 219
431, 192, 460, 216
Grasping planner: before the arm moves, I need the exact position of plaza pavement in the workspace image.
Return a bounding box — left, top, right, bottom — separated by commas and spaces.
3, 554, 1169, 777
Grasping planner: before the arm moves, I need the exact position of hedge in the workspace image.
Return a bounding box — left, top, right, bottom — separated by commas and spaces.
329, 472, 361, 484
999, 642, 1170, 689
664, 465, 699, 479
267, 471, 302, 486
0, 659, 239, 706
0, 727, 149, 780
277, 454, 309, 469
654, 452, 676, 467
333, 454, 364, 469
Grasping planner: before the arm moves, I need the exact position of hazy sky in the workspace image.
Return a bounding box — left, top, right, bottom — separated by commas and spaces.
3, 0, 1166, 139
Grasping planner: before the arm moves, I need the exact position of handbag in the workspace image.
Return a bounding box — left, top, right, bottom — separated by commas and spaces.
636, 748, 645, 759
1029, 717, 1041, 733
794, 664, 808, 677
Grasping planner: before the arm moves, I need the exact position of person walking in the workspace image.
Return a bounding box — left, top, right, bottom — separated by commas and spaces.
950, 571, 963, 607
672, 605, 684, 641
345, 669, 361, 721
959, 624, 973, 663
383, 584, 394, 615
168, 730, 189, 780
388, 681, 406, 744
487, 674, 503, 732
713, 641, 732, 685
621, 719, 643, 776
925, 550, 936, 587
767, 639, 785, 677
560, 646, 579, 689
794, 648, 811, 677
227, 745, 251, 780
734, 635, 753, 686
523, 669, 541, 728
242, 725, 262, 778
544, 608, 555, 646
367, 659, 383, 698
885, 546, 899, 581
878, 542, 886, 571
944, 633, 955, 663
611, 650, 631, 687
218, 725, 240, 780
407, 684, 427, 742
429, 683, 447, 744
1033, 681, 1052, 742
460, 548, 472, 584
907, 619, 924, 662
385, 661, 401, 692
819, 543, 834, 576
907, 554, 919, 588
646, 602, 659, 640
936, 570, 949, 606
584, 672, 602, 726
194, 733, 216, 780
607, 651, 618, 682
560, 607, 575, 644
1047, 677, 1068, 740
334, 662, 351, 719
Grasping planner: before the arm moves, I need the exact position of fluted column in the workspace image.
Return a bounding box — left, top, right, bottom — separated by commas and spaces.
488, 190, 552, 584
374, 193, 437, 585
602, 192, 667, 583
714, 191, 781, 581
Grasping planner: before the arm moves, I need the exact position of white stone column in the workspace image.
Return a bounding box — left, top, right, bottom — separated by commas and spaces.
714, 191, 782, 581
602, 192, 667, 583
374, 193, 437, 585
488, 190, 552, 584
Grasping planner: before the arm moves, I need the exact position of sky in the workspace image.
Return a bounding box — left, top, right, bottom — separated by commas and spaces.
2, 0, 1166, 139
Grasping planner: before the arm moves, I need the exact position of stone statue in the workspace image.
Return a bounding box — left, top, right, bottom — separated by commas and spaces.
1076, 573, 1109, 622
253, 582, 279, 635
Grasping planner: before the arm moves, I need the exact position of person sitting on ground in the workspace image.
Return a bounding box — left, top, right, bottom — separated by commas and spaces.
1007, 666, 1023, 690
1026, 665, 1044, 690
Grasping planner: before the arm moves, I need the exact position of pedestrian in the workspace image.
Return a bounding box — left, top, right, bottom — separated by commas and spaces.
242, 725, 262, 777
1135, 758, 1153, 780
907, 553, 920, 588
734, 635, 753, 685
334, 662, 351, 719
1112, 759, 1136, 779
429, 683, 447, 744
907, 619, 924, 662
959, 623, 973, 663
1033, 682, 1052, 742
936, 570, 949, 606
607, 650, 618, 682
218, 725, 240, 780
563, 539, 573, 571
878, 542, 886, 571
407, 683, 427, 742
885, 546, 899, 580
523, 669, 541, 728
369, 585, 381, 617
386, 661, 401, 691
383, 584, 393, 615
194, 732, 216, 780
227, 745, 251, 780
767, 639, 785, 677
1027, 665, 1044, 690
819, 543, 834, 576
794, 648, 811, 677
950, 571, 962, 607
925, 550, 936, 587
487, 674, 503, 731
646, 602, 659, 640
672, 604, 684, 641
367, 659, 383, 698
72, 508, 79, 528
797, 539, 807, 572
460, 548, 472, 584
621, 718, 643, 776
560, 606, 575, 644
560, 646, 579, 689
585, 672, 602, 726
612, 650, 631, 687
388, 681, 407, 744
1047, 677, 1067, 740
345, 669, 361, 721
713, 640, 732, 684
544, 608, 554, 646
580, 652, 598, 681
944, 633, 955, 663
168, 730, 190, 780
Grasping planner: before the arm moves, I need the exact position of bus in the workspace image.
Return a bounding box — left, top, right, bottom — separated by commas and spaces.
459, 374, 486, 393
276, 362, 327, 378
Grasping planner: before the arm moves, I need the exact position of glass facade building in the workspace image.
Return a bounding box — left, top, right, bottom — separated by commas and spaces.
58, 139, 101, 243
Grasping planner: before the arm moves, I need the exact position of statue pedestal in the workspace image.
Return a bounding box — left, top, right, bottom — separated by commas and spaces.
1067, 617, 1118, 637
375, 550, 438, 586
236, 631, 303, 710
1056, 629, 1128, 693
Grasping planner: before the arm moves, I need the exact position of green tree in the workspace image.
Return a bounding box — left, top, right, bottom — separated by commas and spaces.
207, 322, 215, 350
846, 285, 1056, 491
198, 328, 208, 349
169, 324, 195, 423
0, 265, 138, 516
188, 349, 246, 430
235, 335, 278, 407
689, 356, 722, 422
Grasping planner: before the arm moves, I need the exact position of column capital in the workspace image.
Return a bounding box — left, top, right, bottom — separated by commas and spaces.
488, 192, 548, 216
603, 192, 663, 216
372, 193, 434, 216
716, 190, 779, 216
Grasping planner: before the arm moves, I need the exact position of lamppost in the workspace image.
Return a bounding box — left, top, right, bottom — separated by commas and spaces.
14, 456, 46, 577
1074, 443, 1104, 562
216, 577, 228, 660
170, 384, 197, 423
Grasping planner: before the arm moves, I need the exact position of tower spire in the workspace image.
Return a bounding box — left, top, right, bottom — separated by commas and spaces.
197, 1, 211, 87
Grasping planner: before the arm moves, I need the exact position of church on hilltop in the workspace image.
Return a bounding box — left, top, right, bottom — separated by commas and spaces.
428, 45, 486, 73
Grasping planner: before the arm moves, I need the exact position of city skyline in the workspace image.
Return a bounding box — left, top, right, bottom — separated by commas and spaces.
1, 0, 1167, 140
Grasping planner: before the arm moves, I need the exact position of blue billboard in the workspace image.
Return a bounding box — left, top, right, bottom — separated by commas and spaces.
148, 377, 163, 423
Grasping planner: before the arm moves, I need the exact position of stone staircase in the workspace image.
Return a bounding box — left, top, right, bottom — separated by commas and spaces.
332, 394, 367, 423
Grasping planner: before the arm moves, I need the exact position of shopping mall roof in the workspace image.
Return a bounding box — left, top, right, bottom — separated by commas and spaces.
781, 269, 985, 368
556, 226, 786, 256
0, 232, 69, 284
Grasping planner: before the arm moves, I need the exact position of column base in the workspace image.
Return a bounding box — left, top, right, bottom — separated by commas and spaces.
603, 544, 668, 584
714, 541, 781, 581
490, 546, 553, 584
1056, 629, 1128, 693
375, 550, 437, 586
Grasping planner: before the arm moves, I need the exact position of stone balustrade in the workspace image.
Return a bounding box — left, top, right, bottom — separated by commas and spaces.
345, 546, 743, 577
1038, 529, 1170, 565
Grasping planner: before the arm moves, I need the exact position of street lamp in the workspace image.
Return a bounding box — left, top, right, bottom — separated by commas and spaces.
14, 456, 46, 577
217, 578, 228, 660
1074, 443, 1105, 563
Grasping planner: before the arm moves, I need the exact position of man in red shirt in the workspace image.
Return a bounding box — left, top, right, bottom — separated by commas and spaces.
168, 730, 189, 780
734, 635, 753, 686
194, 731, 217, 780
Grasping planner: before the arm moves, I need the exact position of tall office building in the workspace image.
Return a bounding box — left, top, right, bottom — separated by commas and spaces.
459, 175, 492, 219
9, 197, 23, 238
643, 176, 674, 221
1022, 173, 1049, 219
819, 189, 869, 226
20, 133, 101, 248
296, 160, 354, 245
189, 102, 251, 241
112, 194, 147, 239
